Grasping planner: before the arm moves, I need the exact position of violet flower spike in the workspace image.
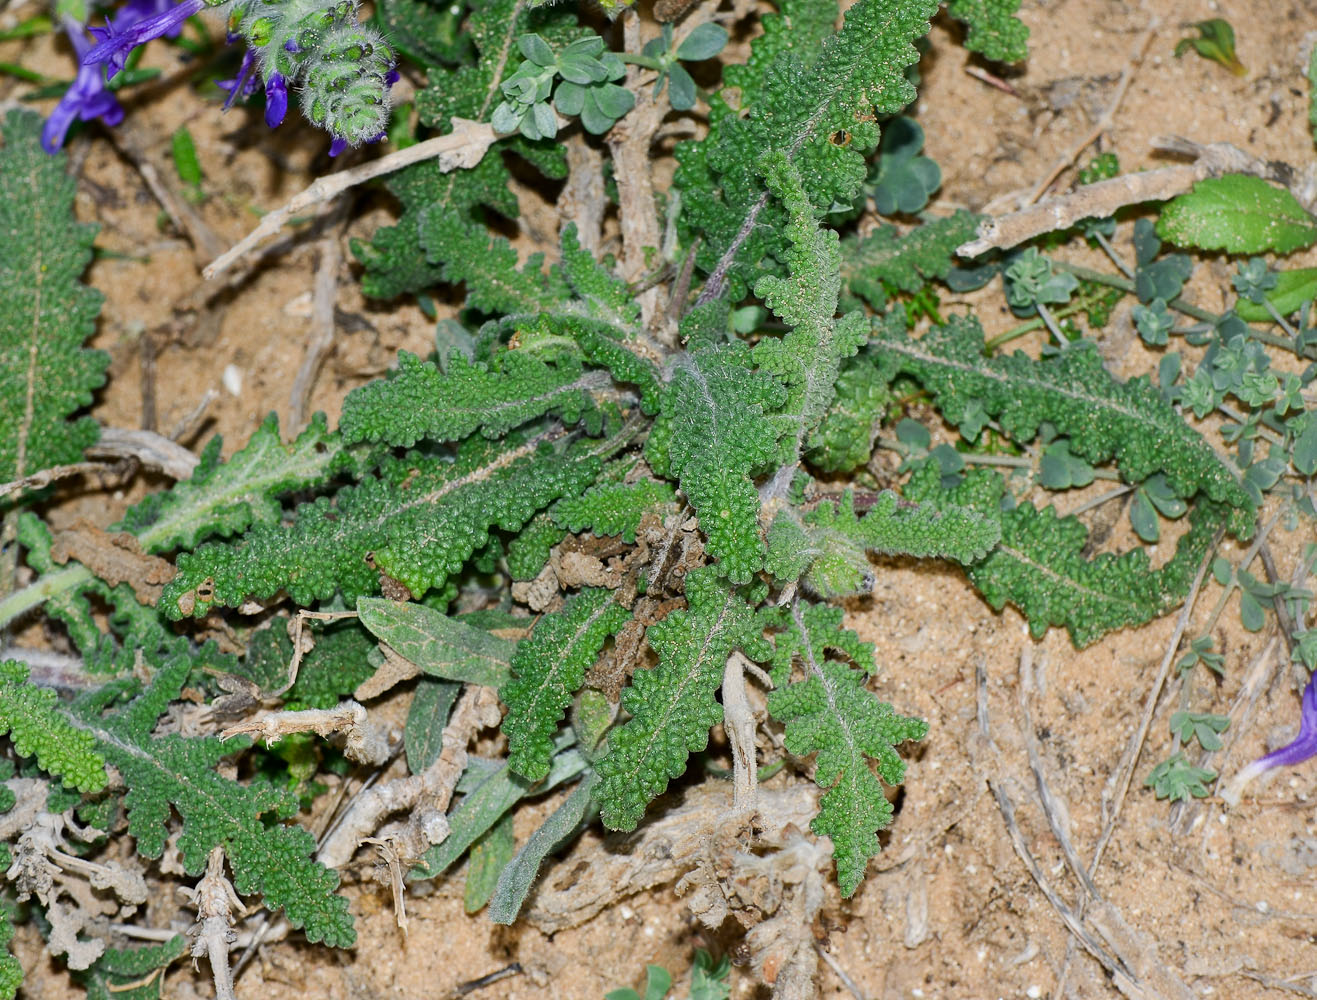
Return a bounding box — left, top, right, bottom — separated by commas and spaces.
264, 73, 289, 129
84, 0, 206, 78
1223, 671, 1317, 805
42, 17, 125, 154
217, 46, 260, 110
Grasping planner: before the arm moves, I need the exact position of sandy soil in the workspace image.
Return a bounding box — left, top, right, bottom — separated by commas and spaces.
4, 0, 1317, 997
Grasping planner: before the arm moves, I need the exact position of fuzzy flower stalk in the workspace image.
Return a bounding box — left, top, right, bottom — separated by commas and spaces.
1223, 671, 1317, 805
81, 0, 394, 149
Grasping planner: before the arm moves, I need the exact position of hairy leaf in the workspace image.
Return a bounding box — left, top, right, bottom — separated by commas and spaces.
67, 655, 354, 946
767, 602, 926, 895
677, 0, 938, 297
648, 345, 786, 582
0, 660, 105, 792
596, 568, 768, 830
357, 597, 516, 687
552, 480, 678, 542
504, 588, 630, 781
841, 212, 982, 312
870, 314, 1254, 530
0, 109, 107, 484
163, 434, 601, 617
116, 413, 358, 554
946, 0, 1030, 63
1157, 176, 1317, 256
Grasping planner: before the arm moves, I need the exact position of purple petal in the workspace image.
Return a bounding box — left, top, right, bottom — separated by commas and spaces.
42, 17, 125, 152
1224, 671, 1317, 804
328, 138, 348, 157
1256, 672, 1317, 771
385, 67, 400, 87
264, 72, 288, 129
220, 48, 260, 110
83, 0, 206, 78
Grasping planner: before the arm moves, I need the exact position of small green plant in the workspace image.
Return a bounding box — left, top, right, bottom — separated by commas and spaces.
6, 0, 1317, 997
607, 949, 731, 1000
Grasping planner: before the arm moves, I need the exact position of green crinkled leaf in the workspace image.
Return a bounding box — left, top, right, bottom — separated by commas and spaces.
0, 907, 18, 1000
0, 109, 107, 484
766, 602, 926, 896
649, 345, 786, 583
357, 596, 516, 688
805, 348, 891, 473
767, 490, 1001, 597
596, 568, 767, 830
240, 620, 377, 709
163, 435, 601, 617
354, 1, 568, 298
0, 660, 106, 793
752, 153, 868, 470
840, 212, 982, 312
677, 0, 937, 297
73, 936, 186, 1000
377, 0, 469, 68
552, 480, 678, 543
870, 314, 1254, 531
905, 465, 1229, 646
115, 413, 356, 554
946, 0, 1030, 63
340, 350, 607, 448
504, 588, 630, 781
507, 513, 568, 581
407, 215, 661, 410
67, 655, 354, 946
1157, 176, 1317, 256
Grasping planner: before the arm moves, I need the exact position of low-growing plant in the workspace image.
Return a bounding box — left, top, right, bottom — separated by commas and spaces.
3, 0, 1317, 996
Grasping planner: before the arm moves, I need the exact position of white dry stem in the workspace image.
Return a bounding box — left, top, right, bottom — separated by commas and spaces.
958, 138, 1317, 258
317, 684, 502, 869
721, 652, 760, 816
363, 837, 409, 934
204, 115, 565, 279
221, 700, 394, 766
182, 847, 246, 1000
5, 808, 148, 970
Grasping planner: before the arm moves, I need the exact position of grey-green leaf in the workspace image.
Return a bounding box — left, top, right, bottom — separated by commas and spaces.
356, 598, 515, 687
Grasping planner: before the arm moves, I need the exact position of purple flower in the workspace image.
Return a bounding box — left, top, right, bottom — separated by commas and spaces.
1224, 671, 1317, 804
217, 45, 260, 110
84, 0, 206, 78
264, 72, 288, 129
42, 17, 125, 153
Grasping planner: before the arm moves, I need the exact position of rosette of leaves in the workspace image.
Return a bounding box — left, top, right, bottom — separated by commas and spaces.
639, 22, 728, 110
865, 116, 941, 216
491, 33, 634, 139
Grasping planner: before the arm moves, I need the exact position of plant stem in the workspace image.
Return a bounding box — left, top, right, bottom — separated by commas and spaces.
1091, 230, 1134, 279
618, 53, 663, 71
1054, 261, 1313, 358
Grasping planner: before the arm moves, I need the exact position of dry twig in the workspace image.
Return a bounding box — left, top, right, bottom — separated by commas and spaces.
204, 118, 506, 279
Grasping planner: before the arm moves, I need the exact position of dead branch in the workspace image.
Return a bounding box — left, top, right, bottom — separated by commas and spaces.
1022, 21, 1158, 207
289, 219, 346, 432
182, 847, 245, 1000
1091, 529, 1218, 873
221, 700, 395, 767
204, 118, 509, 279
721, 652, 759, 816
316, 684, 501, 869
958, 139, 1312, 258
975, 660, 1192, 1000
526, 781, 818, 934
